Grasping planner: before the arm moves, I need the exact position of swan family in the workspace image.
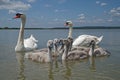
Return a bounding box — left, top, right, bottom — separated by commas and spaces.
14, 13, 111, 63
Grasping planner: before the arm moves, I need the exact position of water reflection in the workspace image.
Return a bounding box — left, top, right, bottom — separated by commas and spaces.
48, 60, 73, 80
89, 56, 96, 71
16, 52, 26, 80
48, 62, 54, 80
15, 51, 111, 80
62, 61, 72, 80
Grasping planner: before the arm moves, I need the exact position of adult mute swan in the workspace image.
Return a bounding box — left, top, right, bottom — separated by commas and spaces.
24, 40, 53, 63
65, 21, 103, 47
14, 13, 38, 52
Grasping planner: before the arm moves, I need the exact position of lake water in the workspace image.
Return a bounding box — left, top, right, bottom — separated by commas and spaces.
0, 29, 120, 80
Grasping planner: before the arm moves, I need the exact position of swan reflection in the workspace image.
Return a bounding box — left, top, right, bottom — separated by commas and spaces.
89, 56, 96, 71
16, 52, 26, 80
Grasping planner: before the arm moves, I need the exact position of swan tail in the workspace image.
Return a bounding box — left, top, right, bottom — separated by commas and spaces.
97, 36, 103, 44
30, 34, 38, 42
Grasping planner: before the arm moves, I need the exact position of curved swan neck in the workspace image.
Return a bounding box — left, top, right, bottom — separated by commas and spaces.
18, 17, 26, 44
68, 25, 73, 38
47, 47, 52, 62
15, 15, 26, 52
54, 46, 59, 57
89, 44, 95, 57
62, 42, 69, 60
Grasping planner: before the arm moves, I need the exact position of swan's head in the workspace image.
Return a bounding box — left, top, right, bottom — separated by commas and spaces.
62, 39, 69, 46
14, 13, 26, 19
89, 40, 96, 48
53, 38, 60, 46
53, 38, 63, 46
65, 21, 73, 26
47, 40, 53, 48
67, 37, 73, 43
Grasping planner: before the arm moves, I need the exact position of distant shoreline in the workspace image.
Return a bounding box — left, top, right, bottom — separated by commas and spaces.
0, 26, 120, 30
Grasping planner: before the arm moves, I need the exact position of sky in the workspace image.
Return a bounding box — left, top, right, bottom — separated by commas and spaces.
0, 0, 120, 28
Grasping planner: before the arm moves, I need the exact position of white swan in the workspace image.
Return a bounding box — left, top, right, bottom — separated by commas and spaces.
24, 40, 53, 63
14, 13, 38, 52
65, 21, 103, 47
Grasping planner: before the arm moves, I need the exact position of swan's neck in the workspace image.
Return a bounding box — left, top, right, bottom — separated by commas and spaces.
54, 44, 58, 56
68, 26, 73, 38
18, 18, 26, 44
89, 45, 94, 57
15, 17, 26, 52
47, 47, 52, 62
62, 44, 69, 60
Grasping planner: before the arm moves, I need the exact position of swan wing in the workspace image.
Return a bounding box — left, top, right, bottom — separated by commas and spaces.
24, 35, 38, 50
72, 35, 92, 46
30, 34, 38, 42
73, 35, 103, 47
96, 36, 103, 44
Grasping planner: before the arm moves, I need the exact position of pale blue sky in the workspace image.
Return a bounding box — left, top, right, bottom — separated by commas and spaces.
0, 0, 120, 28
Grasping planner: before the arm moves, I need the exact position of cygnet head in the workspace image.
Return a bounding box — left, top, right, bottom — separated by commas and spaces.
65, 21, 73, 26
53, 38, 60, 46
62, 39, 69, 46
47, 40, 53, 48
67, 37, 73, 43
89, 40, 96, 48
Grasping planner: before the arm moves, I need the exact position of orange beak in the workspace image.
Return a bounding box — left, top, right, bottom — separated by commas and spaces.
13, 16, 20, 19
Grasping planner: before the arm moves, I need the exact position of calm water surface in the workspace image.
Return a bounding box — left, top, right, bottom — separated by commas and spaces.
0, 29, 120, 80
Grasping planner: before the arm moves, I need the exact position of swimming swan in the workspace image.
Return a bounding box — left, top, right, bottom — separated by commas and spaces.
88, 40, 111, 57
61, 39, 88, 60
61, 39, 110, 61
65, 21, 103, 47
24, 40, 53, 63
14, 13, 38, 52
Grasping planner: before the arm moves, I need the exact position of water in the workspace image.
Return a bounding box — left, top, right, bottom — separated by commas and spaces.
0, 29, 120, 80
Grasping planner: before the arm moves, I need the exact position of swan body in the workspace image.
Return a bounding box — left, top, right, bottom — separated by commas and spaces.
67, 50, 88, 60
72, 35, 103, 47
94, 47, 111, 57
14, 13, 38, 52
25, 40, 53, 63
88, 40, 111, 57
24, 35, 38, 50
61, 39, 88, 60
